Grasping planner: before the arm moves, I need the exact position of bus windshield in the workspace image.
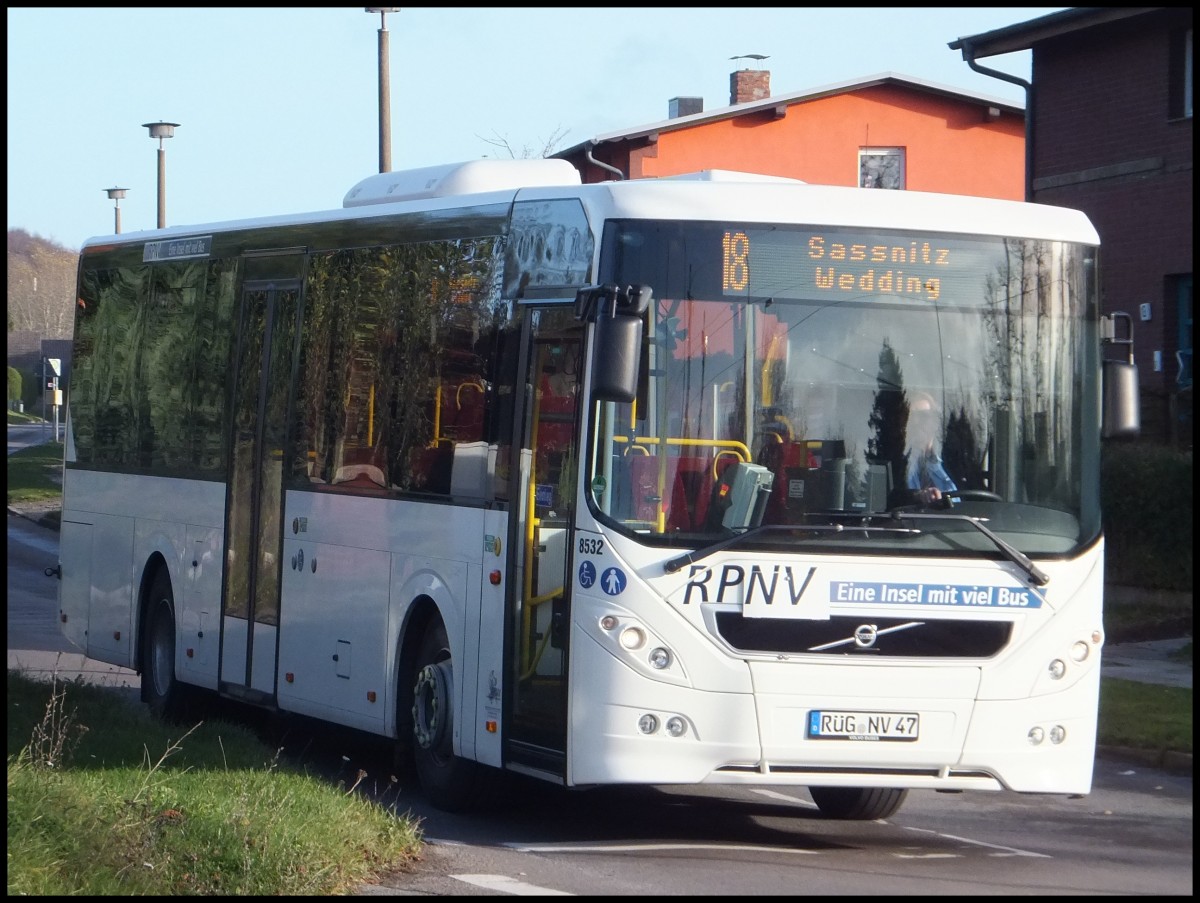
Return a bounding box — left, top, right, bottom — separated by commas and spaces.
587, 221, 1101, 559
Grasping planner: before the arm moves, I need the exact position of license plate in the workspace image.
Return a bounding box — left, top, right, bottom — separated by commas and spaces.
808, 710, 919, 741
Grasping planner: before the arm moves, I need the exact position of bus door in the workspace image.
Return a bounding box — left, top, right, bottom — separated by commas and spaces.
219, 278, 302, 705
506, 305, 583, 774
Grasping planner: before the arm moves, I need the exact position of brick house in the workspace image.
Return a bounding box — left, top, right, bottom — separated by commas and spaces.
554, 69, 1026, 200
951, 7, 1193, 444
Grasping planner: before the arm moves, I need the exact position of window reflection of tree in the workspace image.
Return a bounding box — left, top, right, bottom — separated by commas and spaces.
297, 236, 506, 495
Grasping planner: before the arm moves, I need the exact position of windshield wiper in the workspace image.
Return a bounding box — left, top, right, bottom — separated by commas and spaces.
662, 522, 921, 574
890, 511, 1050, 586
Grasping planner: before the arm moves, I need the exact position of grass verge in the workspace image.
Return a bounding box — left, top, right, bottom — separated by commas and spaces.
6, 439, 63, 505
1097, 677, 1192, 755
7, 671, 422, 896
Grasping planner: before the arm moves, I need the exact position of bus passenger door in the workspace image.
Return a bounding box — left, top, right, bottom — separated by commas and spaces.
506, 306, 582, 775
219, 280, 301, 704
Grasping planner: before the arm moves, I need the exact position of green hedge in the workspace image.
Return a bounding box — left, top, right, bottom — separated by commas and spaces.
1101, 440, 1193, 591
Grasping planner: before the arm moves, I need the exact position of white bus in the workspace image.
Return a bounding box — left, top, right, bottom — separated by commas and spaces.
56, 159, 1140, 820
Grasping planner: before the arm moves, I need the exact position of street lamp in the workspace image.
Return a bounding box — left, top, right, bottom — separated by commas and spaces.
104, 187, 128, 234
365, 8, 400, 173
142, 121, 180, 228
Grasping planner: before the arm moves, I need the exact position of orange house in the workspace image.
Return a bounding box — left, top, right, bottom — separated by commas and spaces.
556, 69, 1025, 201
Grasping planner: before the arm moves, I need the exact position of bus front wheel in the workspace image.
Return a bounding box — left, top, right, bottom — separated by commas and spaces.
809, 786, 908, 820
411, 618, 485, 812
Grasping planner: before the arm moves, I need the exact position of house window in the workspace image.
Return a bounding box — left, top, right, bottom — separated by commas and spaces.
1168, 26, 1193, 120
859, 148, 905, 189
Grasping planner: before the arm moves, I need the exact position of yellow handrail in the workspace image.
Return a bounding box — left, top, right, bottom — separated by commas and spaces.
611, 435, 751, 460
610, 436, 750, 530
456, 380, 484, 409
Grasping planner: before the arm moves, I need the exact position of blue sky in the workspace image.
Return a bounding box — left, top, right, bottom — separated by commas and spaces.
7, 7, 1064, 250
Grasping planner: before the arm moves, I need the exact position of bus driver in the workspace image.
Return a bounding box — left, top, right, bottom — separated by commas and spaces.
907, 392, 957, 506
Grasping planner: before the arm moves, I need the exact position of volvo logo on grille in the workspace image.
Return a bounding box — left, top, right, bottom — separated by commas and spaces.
807, 620, 926, 653
853, 624, 879, 648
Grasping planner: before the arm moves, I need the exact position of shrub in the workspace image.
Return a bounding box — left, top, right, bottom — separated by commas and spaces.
19, 367, 42, 412
1101, 440, 1193, 591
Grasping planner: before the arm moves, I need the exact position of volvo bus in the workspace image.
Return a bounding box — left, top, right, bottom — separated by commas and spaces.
55, 158, 1139, 820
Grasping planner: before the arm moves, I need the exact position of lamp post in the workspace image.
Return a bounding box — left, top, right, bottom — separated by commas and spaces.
365, 8, 400, 173
104, 187, 128, 234
142, 121, 179, 228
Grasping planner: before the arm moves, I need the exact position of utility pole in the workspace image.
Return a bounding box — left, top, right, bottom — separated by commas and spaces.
365, 8, 400, 173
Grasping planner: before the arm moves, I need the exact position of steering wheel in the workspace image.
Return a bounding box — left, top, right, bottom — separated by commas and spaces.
946, 489, 1002, 503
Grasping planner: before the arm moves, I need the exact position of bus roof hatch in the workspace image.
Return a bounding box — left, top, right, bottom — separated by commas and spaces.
344, 158, 581, 207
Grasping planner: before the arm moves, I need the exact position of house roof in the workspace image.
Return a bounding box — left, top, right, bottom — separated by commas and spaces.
948, 7, 1165, 58
554, 72, 1024, 159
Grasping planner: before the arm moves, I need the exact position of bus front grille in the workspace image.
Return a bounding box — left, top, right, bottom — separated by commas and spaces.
713, 613, 1011, 658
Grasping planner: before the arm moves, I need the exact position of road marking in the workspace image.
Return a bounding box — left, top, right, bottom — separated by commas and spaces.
453, 874, 572, 895
503, 841, 818, 855
902, 826, 1050, 858
750, 787, 819, 808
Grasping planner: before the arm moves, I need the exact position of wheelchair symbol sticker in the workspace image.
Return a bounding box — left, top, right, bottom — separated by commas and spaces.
578, 560, 596, 589
600, 566, 626, 596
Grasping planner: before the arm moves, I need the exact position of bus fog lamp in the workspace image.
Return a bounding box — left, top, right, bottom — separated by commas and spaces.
620, 627, 646, 650
638, 714, 659, 734
1048, 659, 1066, 680
1069, 641, 1089, 662
665, 716, 686, 737
600, 615, 619, 631
649, 647, 672, 669
1028, 726, 1045, 745
1049, 725, 1066, 744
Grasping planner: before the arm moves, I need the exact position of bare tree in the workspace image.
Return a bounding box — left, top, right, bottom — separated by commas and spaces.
7, 229, 77, 338
477, 126, 570, 160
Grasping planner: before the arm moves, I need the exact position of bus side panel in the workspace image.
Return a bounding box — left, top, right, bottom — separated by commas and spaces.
86, 513, 136, 667
278, 493, 392, 735
57, 519, 92, 653
466, 508, 509, 768
179, 525, 222, 689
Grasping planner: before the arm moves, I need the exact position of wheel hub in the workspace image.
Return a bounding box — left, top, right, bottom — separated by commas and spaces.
412, 661, 452, 750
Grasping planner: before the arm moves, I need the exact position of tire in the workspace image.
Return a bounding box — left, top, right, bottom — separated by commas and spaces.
411, 618, 488, 812
809, 786, 908, 820
141, 569, 189, 723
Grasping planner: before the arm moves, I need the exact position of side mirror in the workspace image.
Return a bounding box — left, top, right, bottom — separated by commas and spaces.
575, 284, 652, 403
1100, 312, 1140, 439
1102, 359, 1140, 438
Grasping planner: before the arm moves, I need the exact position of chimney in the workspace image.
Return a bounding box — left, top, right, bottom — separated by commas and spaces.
669, 96, 704, 119
730, 69, 770, 105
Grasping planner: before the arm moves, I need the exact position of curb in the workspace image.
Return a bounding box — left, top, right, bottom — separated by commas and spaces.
1097, 745, 1193, 776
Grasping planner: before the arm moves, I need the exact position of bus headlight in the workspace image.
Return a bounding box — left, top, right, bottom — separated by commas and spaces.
1049, 725, 1067, 744
619, 627, 646, 650
638, 714, 659, 734
649, 647, 672, 670
1048, 658, 1067, 680
1069, 641, 1089, 662
1028, 726, 1045, 745
665, 716, 687, 737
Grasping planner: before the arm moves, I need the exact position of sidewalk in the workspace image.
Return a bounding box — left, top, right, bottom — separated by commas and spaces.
1100, 636, 1191, 689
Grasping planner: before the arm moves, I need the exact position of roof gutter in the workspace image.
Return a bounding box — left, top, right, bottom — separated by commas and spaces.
953, 38, 1034, 201
585, 140, 625, 181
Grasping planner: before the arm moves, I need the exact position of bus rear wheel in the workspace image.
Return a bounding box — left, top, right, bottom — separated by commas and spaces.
141, 570, 188, 723
411, 618, 486, 812
809, 786, 908, 820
